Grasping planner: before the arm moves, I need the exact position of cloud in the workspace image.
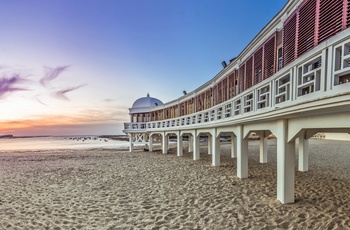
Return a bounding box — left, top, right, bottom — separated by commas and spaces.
52, 84, 87, 101
40, 65, 69, 87
0, 73, 29, 99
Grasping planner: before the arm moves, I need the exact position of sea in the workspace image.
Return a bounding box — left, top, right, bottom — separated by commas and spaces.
0, 136, 132, 152
0, 133, 349, 153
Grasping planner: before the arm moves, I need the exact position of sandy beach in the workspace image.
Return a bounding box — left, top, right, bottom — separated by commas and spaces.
0, 139, 350, 229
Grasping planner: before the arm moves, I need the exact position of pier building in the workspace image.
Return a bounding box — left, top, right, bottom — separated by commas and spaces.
123, 0, 350, 204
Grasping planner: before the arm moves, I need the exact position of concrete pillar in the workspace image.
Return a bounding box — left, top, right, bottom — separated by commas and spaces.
177, 132, 183, 157
188, 135, 193, 152
167, 135, 170, 151
259, 132, 268, 163
162, 132, 168, 154
231, 134, 236, 158
212, 130, 220, 166
208, 135, 212, 155
276, 120, 295, 204
236, 125, 248, 178
193, 131, 200, 160
129, 134, 134, 152
149, 135, 153, 152
298, 131, 309, 172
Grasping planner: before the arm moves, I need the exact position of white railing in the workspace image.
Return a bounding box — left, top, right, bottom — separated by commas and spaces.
124, 33, 350, 132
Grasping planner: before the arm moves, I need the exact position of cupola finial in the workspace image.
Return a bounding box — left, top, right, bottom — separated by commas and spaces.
147, 92, 150, 97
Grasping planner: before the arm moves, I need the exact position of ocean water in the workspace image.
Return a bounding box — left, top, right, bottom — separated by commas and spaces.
323, 133, 350, 141
0, 136, 131, 152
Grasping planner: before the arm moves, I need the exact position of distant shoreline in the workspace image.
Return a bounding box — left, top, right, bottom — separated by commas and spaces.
0, 134, 129, 141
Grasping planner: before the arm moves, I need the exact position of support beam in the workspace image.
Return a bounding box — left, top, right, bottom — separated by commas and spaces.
236, 125, 248, 178
177, 132, 183, 157
259, 132, 268, 163
162, 132, 168, 154
208, 135, 212, 155
231, 135, 237, 158
188, 135, 193, 153
276, 120, 295, 204
298, 131, 309, 172
129, 134, 134, 152
149, 135, 153, 152
212, 130, 220, 166
193, 131, 200, 160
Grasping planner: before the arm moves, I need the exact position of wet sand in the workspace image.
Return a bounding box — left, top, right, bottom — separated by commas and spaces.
0, 139, 349, 229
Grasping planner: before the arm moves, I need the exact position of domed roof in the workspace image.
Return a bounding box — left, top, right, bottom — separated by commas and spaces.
132, 93, 163, 109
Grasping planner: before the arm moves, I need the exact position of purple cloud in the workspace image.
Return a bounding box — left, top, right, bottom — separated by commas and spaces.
53, 84, 87, 101
0, 74, 28, 98
40, 65, 69, 87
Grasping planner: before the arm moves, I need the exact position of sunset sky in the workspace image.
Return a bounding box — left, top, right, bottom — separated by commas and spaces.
0, 0, 287, 136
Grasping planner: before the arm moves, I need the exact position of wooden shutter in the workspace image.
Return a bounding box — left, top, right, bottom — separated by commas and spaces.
239, 64, 245, 94
254, 47, 263, 84
245, 56, 253, 89
318, 0, 343, 44
347, 0, 350, 27
228, 72, 235, 98
283, 13, 297, 67
298, 0, 316, 57
264, 35, 276, 78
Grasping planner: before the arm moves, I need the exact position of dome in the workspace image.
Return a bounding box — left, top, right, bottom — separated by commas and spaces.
131, 93, 163, 109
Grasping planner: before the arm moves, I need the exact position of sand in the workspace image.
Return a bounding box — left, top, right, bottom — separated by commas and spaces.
0, 139, 349, 229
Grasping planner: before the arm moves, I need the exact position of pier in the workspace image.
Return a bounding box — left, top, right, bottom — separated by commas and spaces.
123, 0, 350, 204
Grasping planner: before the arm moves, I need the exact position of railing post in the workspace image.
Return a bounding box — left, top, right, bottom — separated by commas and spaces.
326, 46, 333, 91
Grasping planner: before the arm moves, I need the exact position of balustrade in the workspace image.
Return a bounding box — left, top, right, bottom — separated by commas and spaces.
124, 35, 350, 132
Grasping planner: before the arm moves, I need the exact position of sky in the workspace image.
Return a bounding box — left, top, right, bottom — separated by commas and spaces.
0, 0, 288, 136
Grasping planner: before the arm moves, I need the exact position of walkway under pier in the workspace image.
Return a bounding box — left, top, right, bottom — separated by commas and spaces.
130, 112, 350, 204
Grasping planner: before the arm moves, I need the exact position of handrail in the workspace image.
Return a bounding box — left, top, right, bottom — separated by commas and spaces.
124, 32, 350, 132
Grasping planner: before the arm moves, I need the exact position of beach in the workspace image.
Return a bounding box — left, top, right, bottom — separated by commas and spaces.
0, 139, 349, 229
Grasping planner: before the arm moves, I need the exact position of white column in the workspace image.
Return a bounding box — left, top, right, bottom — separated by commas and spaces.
149, 135, 153, 152
259, 132, 268, 163
276, 120, 295, 204
193, 131, 200, 160
231, 134, 236, 158
177, 132, 183, 157
208, 135, 212, 155
298, 132, 309, 172
167, 135, 170, 150
162, 132, 168, 154
236, 125, 248, 178
188, 135, 193, 152
129, 134, 134, 152
212, 130, 220, 166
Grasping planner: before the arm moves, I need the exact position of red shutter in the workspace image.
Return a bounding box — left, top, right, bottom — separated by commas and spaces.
283, 13, 297, 67
318, 0, 343, 44
254, 47, 263, 84
245, 56, 253, 89
239, 64, 245, 94
347, 0, 350, 27
228, 72, 235, 98
298, 0, 316, 57
264, 35, 276, 78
